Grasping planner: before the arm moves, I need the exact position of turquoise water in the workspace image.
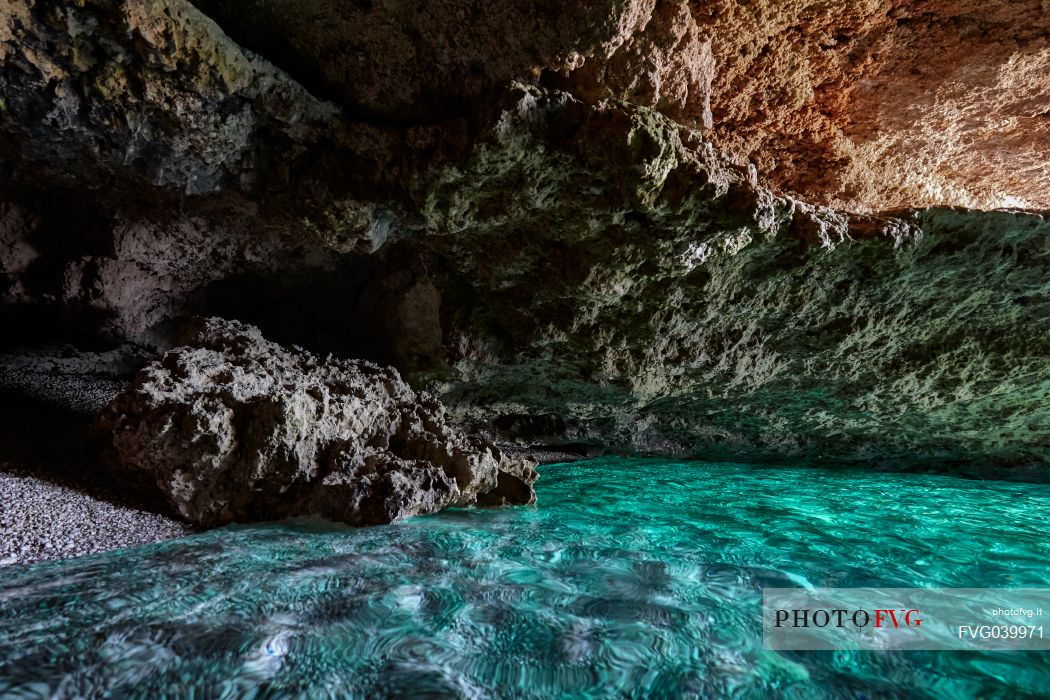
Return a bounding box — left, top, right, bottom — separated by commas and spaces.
2, 458, 1050, 698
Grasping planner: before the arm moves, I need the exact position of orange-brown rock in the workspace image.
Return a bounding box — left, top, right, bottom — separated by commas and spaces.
699, 0, 1050, 212
183, 0, 1049, 212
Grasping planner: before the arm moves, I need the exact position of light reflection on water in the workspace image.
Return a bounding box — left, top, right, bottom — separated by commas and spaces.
1, 458, 1049, 698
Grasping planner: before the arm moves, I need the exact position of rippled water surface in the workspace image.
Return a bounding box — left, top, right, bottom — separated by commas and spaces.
2, 458, 1050, 698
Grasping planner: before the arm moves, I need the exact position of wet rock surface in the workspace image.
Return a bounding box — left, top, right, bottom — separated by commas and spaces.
96, 319, 537, 527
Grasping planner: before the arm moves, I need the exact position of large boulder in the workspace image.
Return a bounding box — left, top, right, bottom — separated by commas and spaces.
95, 318, 537, 527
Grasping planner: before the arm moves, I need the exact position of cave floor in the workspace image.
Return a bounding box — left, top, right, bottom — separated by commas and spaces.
0, 347, 192, 567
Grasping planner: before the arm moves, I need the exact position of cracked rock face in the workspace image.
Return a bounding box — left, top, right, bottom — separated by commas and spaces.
95, 318, 537, 527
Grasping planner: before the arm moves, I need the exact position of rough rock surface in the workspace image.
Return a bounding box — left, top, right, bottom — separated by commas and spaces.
699, 0, 1050, 211
0, 0, 397, 236
184, 0, 1050, 211
96, 319, 537, 527
188, 0, 715, 127
3, 0, 1046, 214
411, 85, 1050, 473
1, 0, 1047, 483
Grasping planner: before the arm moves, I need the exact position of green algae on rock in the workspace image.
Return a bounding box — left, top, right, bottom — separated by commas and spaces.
410, 86, 1050, 473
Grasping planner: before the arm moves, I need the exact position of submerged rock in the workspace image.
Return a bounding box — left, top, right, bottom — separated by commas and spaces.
95, 318, 537, 527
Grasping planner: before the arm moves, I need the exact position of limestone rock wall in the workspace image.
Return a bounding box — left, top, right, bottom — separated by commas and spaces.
183, 0, 1049, 212
412, 86, 1050, 472
1, 0, 1047, 478
0, 0, 401, 243
700, 0, 1050, 211
186, 0, 715, 127
4, 0, 1046, 213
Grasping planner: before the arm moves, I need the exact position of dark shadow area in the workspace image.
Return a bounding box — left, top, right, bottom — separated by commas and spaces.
190, 241, 447, 381
0, 375, 177, 519
191, 266, 383, 364
0, 304, 124, 353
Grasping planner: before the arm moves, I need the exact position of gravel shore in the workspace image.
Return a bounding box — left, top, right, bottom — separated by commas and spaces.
499, 445, 596, 465
0, 470, 192, 567
0, 347, 193, 568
